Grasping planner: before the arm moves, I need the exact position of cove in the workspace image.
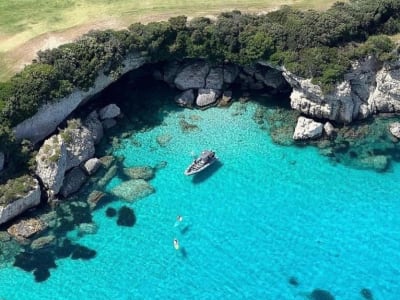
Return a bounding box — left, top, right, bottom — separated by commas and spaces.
1, 76, 400, 300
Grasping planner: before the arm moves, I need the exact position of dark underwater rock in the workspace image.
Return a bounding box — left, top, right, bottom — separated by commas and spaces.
360, 288, 374, 299
33, 268, 50, 282
54, 239, 74, 259
71, 245, 96, 260
117, 206, 136, 227
309, 289, 335, 300
106, 207, 117, 218
14, 250, 57, 273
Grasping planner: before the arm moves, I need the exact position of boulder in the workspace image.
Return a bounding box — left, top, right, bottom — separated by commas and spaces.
174, 61, 209, 90
84, 111, 104, 144
293, 116, 323, 140
123, 166, 155, 180
102, 118, 117, 129
175, 89, 195, 107
62, 125, 95, 171
219, 90, 233, 106
324, 122, 335, 137
196, 89, 221, 107
7, 218, 47, 239
111, 179, 155, 201
99, 104, 121, 120
60, 167, 88, 198
31, 235, 56, 250
205, 67, 224, 90
0, 152, 4, 172
86, 190, 105, 210
36, 135, 67, 195
0, 179, 41, 225
389, 122, 400, 139
83, 158, 101, 175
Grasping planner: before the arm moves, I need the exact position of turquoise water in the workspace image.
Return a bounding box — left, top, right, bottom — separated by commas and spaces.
1, 92, 400, 299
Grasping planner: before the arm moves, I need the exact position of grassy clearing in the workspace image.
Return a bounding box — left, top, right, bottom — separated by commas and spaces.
0, 0, 342, 81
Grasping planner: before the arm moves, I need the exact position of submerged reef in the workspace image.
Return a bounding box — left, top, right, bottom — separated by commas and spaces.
309, 289, 335, 300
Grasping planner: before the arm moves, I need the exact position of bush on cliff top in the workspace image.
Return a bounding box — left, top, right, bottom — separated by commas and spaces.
0, 175, 36, 205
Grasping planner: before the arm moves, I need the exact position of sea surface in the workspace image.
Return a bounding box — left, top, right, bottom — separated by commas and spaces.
0, 82, 400, 300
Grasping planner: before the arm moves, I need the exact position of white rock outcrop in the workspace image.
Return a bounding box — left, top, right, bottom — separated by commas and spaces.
36, 135, 67, 195
369, 61, 400, 114
389, 122, 400, 139
196, 89, 221, 107
83, 158, 101, 175
324, 122, 335, 137
283, 57, 382, 124
293, 116, 323, 140
14, 54, 147, 144
0, 179, 41, 225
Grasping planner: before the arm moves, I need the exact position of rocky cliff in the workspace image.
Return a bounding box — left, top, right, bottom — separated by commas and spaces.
0, 179, 41, 225
14, 54, 148, 144
283, 57, 400, 124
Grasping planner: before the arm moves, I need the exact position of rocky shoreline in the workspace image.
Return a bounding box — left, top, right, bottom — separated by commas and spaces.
2, 55, 400, 258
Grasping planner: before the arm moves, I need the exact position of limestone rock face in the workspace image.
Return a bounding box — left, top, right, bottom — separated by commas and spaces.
283, 57, 380, 124
0, 179, 41, 225
13, 53, 147, 144
284, 72, 355, 123
293, 116, 323, 140
174, 61, 209, 90
60, 167, 88, 198
0, 152, 4, 172
99, 104, 121, 120
196, 89, 221, 107
84, 111, 103, 145
63, 126, 95, 171
369, 61, 400, 114
175, 89, 195, 107
389, 122, 400, 139
36, 135, 67, 195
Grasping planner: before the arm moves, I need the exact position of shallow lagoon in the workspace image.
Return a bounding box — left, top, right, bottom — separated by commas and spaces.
1, 81, 400, 300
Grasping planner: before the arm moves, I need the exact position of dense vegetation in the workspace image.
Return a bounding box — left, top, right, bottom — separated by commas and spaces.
0, 0, 400, 163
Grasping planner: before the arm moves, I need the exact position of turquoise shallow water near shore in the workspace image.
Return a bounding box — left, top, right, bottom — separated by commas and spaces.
1, 87, 400, 299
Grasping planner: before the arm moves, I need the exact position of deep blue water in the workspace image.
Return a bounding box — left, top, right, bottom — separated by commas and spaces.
1, 91, 400, 300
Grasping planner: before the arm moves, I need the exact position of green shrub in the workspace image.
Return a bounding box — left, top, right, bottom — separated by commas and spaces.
0, 175, 36, 205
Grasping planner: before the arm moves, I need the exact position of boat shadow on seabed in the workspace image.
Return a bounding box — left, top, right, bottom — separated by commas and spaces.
191, 160, 223, 184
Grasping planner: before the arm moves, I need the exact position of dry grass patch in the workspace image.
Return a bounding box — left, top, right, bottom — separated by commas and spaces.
0, 0, 343, 82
